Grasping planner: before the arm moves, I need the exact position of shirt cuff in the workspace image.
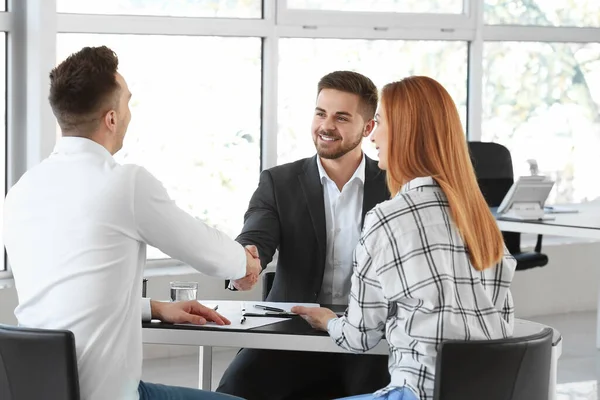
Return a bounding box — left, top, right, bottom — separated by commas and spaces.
233, 244, 248, 280
141, 297, 152, 322
327, 317, 342, 339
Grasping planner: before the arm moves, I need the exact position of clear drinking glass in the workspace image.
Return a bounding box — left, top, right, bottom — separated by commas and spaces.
170, 281, 198, 302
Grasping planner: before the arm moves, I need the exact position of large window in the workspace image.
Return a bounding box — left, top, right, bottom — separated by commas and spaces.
286, 0, 464, 14
484, 0, 600, 27
57, 34, 262, 258
482, 41, 600, 204
6, 0, 600, 272
57, 0, 262, 18
277, 39, 468, 164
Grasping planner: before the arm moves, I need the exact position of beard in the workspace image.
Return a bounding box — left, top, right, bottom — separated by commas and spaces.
313, 130, 363, 160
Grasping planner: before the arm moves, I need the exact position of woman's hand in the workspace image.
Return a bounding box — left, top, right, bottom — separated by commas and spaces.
291, 306, 338, 331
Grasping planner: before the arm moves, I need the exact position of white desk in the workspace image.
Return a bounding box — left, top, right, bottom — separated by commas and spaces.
495, 202, 600, 241
143, 311, 561, 400
495, 202, 600, 347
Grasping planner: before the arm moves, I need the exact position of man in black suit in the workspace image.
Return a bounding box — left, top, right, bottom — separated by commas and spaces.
217, 71, 390, 400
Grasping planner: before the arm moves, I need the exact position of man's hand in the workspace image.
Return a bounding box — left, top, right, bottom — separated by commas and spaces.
291, 306, 338, 331
150, 300, 230, 325
232, 245, 261, 291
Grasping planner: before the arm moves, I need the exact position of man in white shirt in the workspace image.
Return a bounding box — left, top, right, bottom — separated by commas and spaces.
218, 71, 390, 400
3, 46, 258, 400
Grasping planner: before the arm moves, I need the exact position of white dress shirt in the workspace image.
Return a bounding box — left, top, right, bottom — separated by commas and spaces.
328, 177, 516, 399
3, 137, 247, 400
316, 155, 365, 305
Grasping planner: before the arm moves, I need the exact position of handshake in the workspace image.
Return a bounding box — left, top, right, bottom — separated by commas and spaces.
233, 245, 262, 291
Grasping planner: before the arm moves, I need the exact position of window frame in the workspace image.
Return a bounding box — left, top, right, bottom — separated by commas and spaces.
0, 2, 12, 277
277, 0, 475, 30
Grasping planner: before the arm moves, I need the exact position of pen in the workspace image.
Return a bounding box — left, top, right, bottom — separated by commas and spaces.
213, 305, 219, 311
254, 304, 285, 313
240, 316, 246, 325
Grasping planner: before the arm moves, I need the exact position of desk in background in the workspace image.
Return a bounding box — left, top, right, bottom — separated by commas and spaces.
494, 202, 600, 347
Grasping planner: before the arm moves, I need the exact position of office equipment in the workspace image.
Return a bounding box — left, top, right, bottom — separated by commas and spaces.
544, 205, 579, 214
469, 141, 549, 271
497, 175, 555, 220
494, 202, 600, 347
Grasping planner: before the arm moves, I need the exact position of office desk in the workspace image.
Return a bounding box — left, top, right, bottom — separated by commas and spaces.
494, 202, 600, 347
494, 202, 600, 240
143, 307, 561, 399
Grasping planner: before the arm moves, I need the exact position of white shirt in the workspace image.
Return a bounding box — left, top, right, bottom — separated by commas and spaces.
316, 155, 365, 305
3, 137, 247, 400
328, 177, 516, 399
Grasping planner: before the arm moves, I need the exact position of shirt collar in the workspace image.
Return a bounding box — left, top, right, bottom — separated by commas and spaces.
316, 153, 366, 186
400, 176, 438, 193
52, 137, 116, 165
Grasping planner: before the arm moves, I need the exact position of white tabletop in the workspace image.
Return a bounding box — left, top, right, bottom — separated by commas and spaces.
142, 317, 561, 354
495, 202, 600, 240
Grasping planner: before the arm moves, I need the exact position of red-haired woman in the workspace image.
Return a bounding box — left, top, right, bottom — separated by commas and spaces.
293, 76, 516, 400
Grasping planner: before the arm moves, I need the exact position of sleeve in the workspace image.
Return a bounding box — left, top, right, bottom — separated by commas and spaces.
132, 167, 246, 280
141, 298, 152, 322
327, 211, 388, 353
235, 169, 281, 271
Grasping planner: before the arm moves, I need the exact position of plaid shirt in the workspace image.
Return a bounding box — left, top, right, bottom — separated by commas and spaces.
328, 177, 516, 399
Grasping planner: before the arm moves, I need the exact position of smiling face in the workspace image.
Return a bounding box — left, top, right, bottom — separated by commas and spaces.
311, 89, 368, 160
370, 103, 389, 170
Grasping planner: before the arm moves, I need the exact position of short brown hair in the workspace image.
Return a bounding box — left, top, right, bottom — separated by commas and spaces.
317, 71, 378, 121
49, 46, 120, 136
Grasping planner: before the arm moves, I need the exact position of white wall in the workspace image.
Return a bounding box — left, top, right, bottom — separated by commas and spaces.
1, 240, 599, 359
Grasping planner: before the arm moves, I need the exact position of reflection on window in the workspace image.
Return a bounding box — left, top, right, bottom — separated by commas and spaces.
57, 0, 262, 18
483, 42, 600, 203
485, 0, 600, 27
278, 38, 467, 165
57, 34, 262, 259
287, 0, 463, 14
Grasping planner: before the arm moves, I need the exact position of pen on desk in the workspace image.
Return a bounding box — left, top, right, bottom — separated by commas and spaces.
254, 304, 285, 313
240, 316, 246, 325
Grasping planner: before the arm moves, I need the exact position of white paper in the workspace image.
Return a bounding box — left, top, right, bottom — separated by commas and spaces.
174, 300, 318, 330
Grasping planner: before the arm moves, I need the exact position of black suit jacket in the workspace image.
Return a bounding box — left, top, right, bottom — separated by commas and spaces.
235, 155, 389, 303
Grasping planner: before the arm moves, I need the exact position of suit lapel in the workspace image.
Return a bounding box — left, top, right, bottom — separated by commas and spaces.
299, 156, 327, 260
362, 156, 388, 226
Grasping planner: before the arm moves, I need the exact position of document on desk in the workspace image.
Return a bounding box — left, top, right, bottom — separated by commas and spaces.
241, 301, 320, 317
173, 300, 317, 330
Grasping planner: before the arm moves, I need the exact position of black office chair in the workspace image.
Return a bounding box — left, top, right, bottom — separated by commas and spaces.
468, 141, 549, 271
0, 324, 81, 400
433, 327, 553, 400
262, 271, 276, 301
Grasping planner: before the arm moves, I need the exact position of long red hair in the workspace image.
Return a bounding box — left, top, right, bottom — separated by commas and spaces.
382, 76, 503, 270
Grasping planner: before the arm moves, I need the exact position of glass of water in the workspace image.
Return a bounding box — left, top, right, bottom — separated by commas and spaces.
170, 281, 198, 302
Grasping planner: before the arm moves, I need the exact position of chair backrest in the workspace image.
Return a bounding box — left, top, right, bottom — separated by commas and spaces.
468, 141, 521, 253
433, 327, 553, 400
262, 271, 276, 301
0, 324, 80, 400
